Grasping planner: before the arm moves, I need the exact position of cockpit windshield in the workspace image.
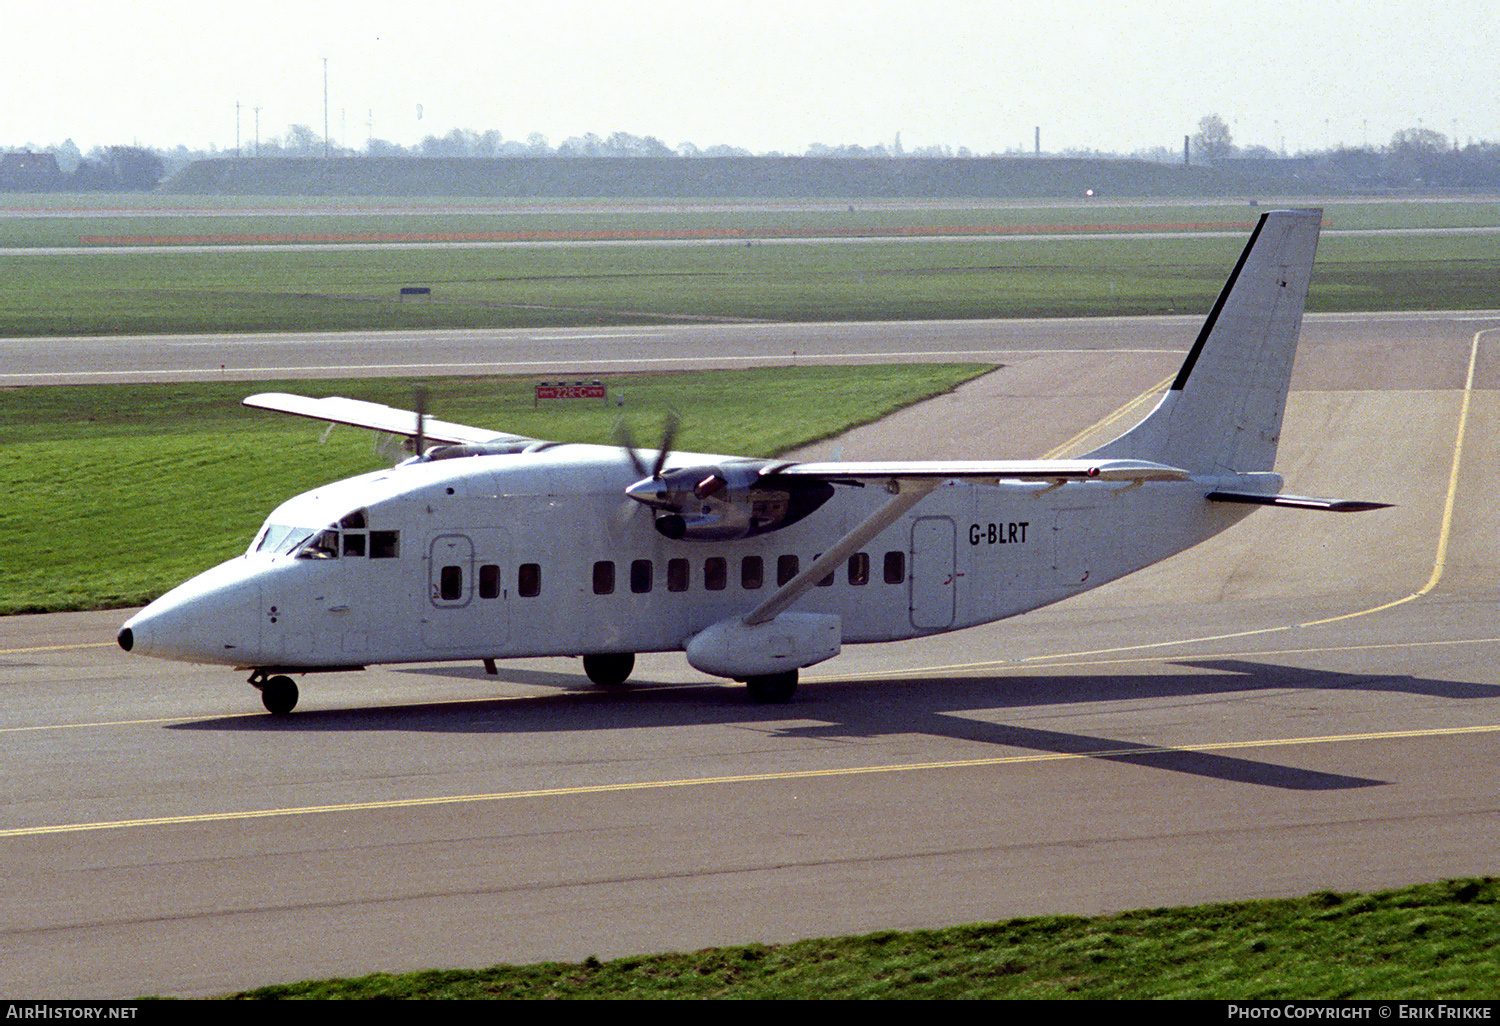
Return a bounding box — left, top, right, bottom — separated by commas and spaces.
251, 524, 318, 556
248, 509, 391, 560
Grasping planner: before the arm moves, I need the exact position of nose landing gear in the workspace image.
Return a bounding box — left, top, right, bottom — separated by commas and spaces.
249, 671, 299, 715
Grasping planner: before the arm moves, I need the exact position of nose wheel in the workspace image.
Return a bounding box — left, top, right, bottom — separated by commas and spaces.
251, 673, 299, 715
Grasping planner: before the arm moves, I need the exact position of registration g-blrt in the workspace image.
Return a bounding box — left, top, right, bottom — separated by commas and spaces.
117, 209, 1387, 713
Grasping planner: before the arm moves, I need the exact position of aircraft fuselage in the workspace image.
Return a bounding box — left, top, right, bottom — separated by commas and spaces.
120, 442, 1260, 673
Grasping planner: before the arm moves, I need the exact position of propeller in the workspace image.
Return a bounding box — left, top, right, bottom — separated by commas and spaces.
614, 412, 835, 541
617, 413, 692, 535
615, 413, 680, 480
384, 386, 432, 464
413, 385, 429, 457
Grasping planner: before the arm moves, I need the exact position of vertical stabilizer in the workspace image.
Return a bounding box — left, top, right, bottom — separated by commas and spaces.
1086, 209, 1322, 474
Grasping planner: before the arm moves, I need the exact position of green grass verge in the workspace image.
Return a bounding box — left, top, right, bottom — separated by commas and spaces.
220, 877, 1499, 999
3, 199, 1498, 335
5, 233, 1499, 336
5, 196, 1500, 248
0, 365, 989, 614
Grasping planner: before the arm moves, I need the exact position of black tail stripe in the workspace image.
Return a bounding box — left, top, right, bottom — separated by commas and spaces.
1171, 213, 1270, 391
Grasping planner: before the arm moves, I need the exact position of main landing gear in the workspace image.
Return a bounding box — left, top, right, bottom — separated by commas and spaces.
249, 671, 299, 715
744, 670, 798, 703
581, 656, 798, 702
583, 652, 635, 688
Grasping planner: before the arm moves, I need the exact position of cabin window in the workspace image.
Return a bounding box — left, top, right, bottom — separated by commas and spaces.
342, 532, 366, 557
848, 552, 870, 586
741, 556, 763, 590
777, 554, 799, 586
439, 565, 463, 601
667, 558, 689, 593
884, 550, 905, 584
704, 557, 727, 591
518, 563, 541, 597
371, 531, 400, 559
593, 560, 616, 595
479, 564, 500, 599
630, 559, 653, 594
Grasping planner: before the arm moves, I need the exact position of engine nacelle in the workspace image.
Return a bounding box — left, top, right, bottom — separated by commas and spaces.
626, 464, 834, 541
684, 612, 842, 680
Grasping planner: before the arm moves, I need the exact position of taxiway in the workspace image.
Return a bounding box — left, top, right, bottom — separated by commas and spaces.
2, 312, 1497, 997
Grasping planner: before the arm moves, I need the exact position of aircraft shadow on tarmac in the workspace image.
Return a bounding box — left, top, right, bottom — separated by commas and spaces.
169, 658, 1499, 791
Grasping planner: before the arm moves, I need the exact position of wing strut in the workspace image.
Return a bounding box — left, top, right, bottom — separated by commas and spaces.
743, 479, 942, 626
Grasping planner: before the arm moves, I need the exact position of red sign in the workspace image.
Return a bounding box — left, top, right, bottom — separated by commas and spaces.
535, 382, 607, 400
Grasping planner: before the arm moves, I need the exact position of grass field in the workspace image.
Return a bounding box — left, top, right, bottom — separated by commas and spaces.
223, 877, 1500, 999
4, 233, 1499, 336
3, 195, 1499, 243
0, 365, 990, 614
2, 197, 1497, 336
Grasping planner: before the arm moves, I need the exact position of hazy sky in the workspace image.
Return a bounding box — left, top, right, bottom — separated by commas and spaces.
7, 0, 1496, 156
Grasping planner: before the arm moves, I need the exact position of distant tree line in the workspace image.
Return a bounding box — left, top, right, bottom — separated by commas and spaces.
0, 144, 165, 191
6, 118, 1500, 192
1186, 114, 1500, 189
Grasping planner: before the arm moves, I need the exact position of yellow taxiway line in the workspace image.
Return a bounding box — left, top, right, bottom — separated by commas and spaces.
6, 721, 1496, 840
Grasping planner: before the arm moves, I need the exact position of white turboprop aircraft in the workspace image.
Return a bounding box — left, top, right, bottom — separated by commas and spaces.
119, 208, 1386, 713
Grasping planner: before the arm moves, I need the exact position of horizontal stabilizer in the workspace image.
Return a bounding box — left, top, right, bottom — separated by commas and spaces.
243, 393, 532, 447
1207, 491, 1392, 513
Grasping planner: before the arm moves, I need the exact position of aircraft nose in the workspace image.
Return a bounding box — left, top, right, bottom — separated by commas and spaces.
118, 558, 263, 666
119, 600, 197, 661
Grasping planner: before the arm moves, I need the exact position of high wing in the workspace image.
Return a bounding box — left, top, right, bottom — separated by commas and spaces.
761, 458, 1191, 484
242, 392, 539, 449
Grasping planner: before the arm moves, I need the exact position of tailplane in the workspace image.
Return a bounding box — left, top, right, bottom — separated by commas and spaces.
1086, 209, 1322, 475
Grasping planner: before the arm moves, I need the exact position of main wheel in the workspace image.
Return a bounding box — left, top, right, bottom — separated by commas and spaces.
745, 670, 798, 703
583, 652, 635, 688
259, 674, 299, 715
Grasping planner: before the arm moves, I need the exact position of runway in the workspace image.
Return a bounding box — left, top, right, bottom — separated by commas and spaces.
2, 312, 1498, 997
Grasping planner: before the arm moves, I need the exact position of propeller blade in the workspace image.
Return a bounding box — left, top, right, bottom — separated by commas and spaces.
617, 414, 681, 480
651, 413, 680, 479
614, 421, 649, 478
413, 386, 429, 457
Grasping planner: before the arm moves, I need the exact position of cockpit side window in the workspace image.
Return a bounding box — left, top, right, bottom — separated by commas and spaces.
338, 509, 369, 557
253, 509, 390, 560
297, 529, 340, 560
